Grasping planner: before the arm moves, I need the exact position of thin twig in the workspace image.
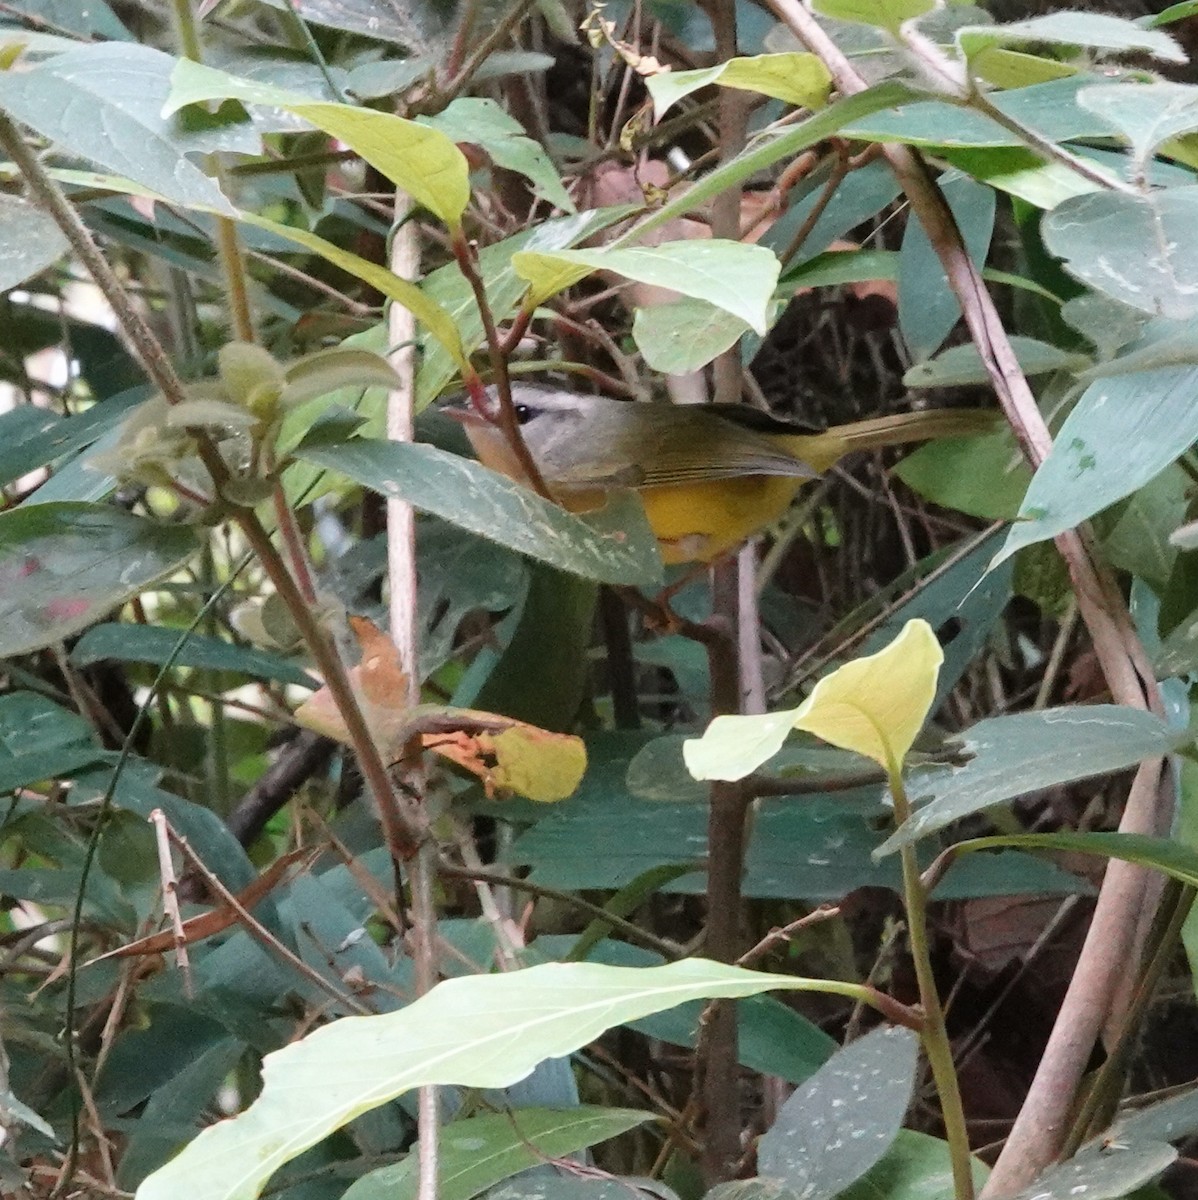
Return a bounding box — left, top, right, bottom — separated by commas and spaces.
150, 809, 193, 998
166, 822, 371, 1015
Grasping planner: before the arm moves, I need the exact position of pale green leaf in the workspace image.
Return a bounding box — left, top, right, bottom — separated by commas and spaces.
134, 958, 855, 1200
236, 212, 465, 365
632, 299, 750, 373
1042, 188, 1198, 319
992, 364, 1198, 566
341, 1107, 652, 1200
0, 194, 67, 289
956, 13, 1185, 65
513, 242, 781, 334
904, 337, 1087, 388
646, 53, 831, 119
165, 59, 469, 225
1078, 81, 1198, 180
814, 0, 933, 31
0, 43, 241, 215
420, 97, 574, 212
280, 346, 401, 408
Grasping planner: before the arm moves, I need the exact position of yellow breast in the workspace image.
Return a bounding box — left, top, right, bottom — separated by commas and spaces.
638, 475, 807, 564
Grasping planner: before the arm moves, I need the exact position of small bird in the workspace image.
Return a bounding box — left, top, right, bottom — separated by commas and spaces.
451, 385, 996, 565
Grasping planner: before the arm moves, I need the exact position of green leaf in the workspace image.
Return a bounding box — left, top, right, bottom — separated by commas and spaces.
0, 43, 242, 215
838, 1131, 988, 1200
632, 298, 751, 373
340, 1107, 653, 1200
1043, 188, 1198, 319
899, 173, 994, 361
0, 502, 202, 657
165, 59, 469, 226
0, 194, 67, 289
235, 212, 465, 366
895, 431, 1030, 520
758, 1026, 918, 1198
684, 620, 943, 781
254, 0, 429, 44
876, 707, 1181, 856
813, 0, 933, 31
1108, 1084, 1198, 1145
956, 13, 1185, 65
1149, 0, 1198, 26
280, 345, 401, 409
1006, 1143, 1175, 1200
0, 691, 97, 793
993, 365, 1198, 566
645, 53, 831, 118
70, 623, 318, 689
1077, 81, 1198, 181
513, 242, 780, 334
294, 438, 663, 586
903, 337, 1086, 388
954, 831, 1198, 890
420, 98, 574, 213
134, 958, 857, 1200
938, 146, 1104, 210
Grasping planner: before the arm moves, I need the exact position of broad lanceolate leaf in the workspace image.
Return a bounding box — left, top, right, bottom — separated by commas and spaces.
70, 623, 318, 689
0, 194, 67, 289
645, 53, 831, 119
903, 336, 1086, 389
513, 242, 781, 334
236, 212, 465, 366
954, 832, 1198, 890
295, 438, 663, 586
340, 1107, 653, 1200
993, 364, 1198, 566
632, 299, 750, 373
877, 707, 1181, 856
838, 1130, 988, 1200
165, 59, 469, 226
134, 958, 859, 1200
956, 13, 1185, 65
757, 1026, 918, 1199
1042, 188, 1198, 319
0, 43, 241, 215
0, 502, 202, 657
684, 620, 943, 782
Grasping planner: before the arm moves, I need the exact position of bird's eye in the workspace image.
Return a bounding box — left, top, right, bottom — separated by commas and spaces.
514, 403, 535, 425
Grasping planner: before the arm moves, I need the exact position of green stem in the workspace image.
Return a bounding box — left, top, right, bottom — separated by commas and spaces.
170, 0, 256, 343
891, 771, 975, 1200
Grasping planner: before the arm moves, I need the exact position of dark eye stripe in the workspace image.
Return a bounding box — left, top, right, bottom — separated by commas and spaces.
514, 404, 535, 425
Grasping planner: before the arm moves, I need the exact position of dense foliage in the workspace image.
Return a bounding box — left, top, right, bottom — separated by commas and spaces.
5, 1, 1198, 1199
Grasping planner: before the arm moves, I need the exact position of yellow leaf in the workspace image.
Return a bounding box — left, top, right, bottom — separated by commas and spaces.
790, 619, 943, 775
683, 619, 942, 782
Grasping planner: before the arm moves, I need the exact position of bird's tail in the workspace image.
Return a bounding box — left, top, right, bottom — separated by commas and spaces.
784, 407, 999, 473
